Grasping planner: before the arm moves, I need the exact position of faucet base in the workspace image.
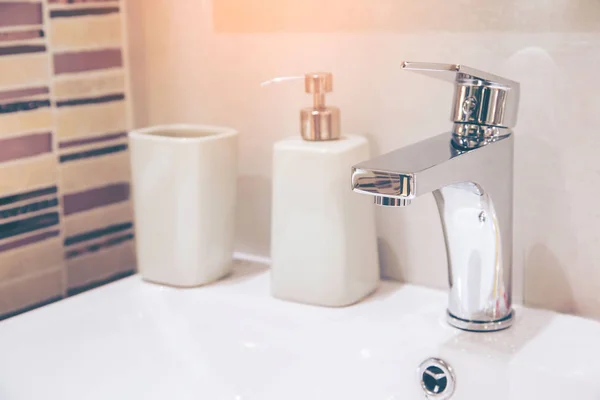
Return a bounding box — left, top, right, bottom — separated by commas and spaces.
447, 310, 514, 332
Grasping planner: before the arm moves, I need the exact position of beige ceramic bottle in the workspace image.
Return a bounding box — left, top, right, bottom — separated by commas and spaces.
270, 73, 380, 306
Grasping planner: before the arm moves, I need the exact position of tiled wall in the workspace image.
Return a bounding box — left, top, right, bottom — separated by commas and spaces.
0, 0, 134, 319
126, 0, 600, 319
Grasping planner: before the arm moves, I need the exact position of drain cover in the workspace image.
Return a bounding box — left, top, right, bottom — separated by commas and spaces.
418, 358, 455, 399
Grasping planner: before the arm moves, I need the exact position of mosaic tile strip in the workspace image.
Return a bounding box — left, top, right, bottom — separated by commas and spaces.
0, 198, 59, 220
65, 231, 132, 259
0, 269, 63, 318
0, 230, 60, 254
51, 14, 122, 51
58, 131, 126, 149
0, 156, 57, 195
66, 270, 133, 297
49, 0, 118, 4
0, 110, 53, 137
54, 48, 122, 74
0, 186, 57, 207
63, 182, 129, 215
66, 240, 135, 291
0, 0, 133, 319
55, 101, 127, 139
0, 98, 50, 114
0, 44, 46, 57
0, 3, 43, 28
53, 72, 125, 101
50, 7, 119, 18
0, 212, 60, 241
64, 221, 132, 246
0, 29, 44, 43
63, 201, 131, 238
0, 235, 63, 282
0, 54, 50, 89
56, 93, 125, 107
0, 86, 49, 101
60, 143, 127, 163
0, 132, 52, 163
60, 151, 130, 193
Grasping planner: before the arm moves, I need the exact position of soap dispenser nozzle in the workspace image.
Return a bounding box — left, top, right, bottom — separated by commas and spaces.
261, 72, 341, 141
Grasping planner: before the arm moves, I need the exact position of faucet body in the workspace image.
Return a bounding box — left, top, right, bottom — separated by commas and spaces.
352, 129, 514, 331
352, 62, 519, 332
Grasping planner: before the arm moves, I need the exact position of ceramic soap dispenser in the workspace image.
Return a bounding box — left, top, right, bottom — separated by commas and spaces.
270, 72, 380, 307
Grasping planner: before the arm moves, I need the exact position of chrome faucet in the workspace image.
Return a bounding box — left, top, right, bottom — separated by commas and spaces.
352, 62, 520, 332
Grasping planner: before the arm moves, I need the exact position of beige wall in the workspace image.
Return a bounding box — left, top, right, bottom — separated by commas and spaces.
126, 0, 600, 318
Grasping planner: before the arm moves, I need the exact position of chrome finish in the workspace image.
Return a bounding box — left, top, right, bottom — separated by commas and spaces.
300, 72, 341, 141
352, 62, 519, 332
447, 310, 514, 332
418, 358, 456, 399
401, 62, 520, 133
452, 123, 506, 149
374, 196, 411, 207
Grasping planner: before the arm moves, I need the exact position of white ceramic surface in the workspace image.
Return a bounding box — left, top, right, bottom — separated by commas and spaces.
0, 261, 598, 400
129, 124, 238, 287
271, 135, 379, 306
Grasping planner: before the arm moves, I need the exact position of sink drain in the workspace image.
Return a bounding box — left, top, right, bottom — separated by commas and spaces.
418, 358, 455, 399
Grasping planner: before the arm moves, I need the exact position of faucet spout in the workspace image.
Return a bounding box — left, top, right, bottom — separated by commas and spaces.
352, 130, 514, 332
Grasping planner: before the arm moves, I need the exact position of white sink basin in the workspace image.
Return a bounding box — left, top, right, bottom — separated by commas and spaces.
0, 261, 599, 399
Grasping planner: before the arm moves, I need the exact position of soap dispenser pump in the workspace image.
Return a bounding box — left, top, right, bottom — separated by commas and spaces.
270, 72, 380, 307
300, 72, 340, 141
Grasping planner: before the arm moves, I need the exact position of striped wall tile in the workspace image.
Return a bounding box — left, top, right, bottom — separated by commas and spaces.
56, 93, 124, 108
0, 0, 133, 319
0, 109, 53, 137
0, 212, 60, 242
0, 132, 52, 163
55, 100, 127, 140
66, 230, 133, 260
0, 235, 63, 282
53, 71, 126, 101
50, 12, 122, 51
0, 54, 50, 88
60, 151, 130, 193
59, 142, 128, 163
66, 240, 135, 293
0, 3, 43, 28
0, 29, 44, 43
50, 6, 119, 18
0, 86, 49, 100
63, 201, 131, 238
0, 269, 63, 318
54, 48, 122, 75
0, 88, 51, 113
48, 0, 119, 4
0, 156, 58, 196
63, 182, 129, 216
61, 199, 134, 288
65, 221, 132, 247
0, 44, 46, 57
59, 131, 127, 149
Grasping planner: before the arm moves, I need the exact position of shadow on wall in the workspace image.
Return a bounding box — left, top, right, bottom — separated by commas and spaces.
525, 245, 575, 314
235, 175, 273, 256
507, 45, 582, 314
516, 133, 576, 313
377, 237, 403, 281
374, 194, 448, 288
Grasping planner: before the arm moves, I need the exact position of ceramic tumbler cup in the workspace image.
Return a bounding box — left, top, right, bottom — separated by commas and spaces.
129, 124, 238, 287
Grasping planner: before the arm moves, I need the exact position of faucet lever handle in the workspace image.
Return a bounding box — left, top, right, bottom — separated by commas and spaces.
401, 61, 520, 128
